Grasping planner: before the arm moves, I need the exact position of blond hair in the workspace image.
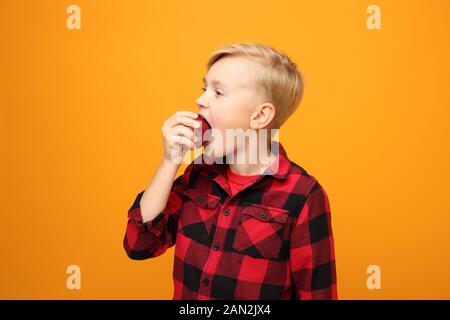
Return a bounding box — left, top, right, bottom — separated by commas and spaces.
206, 43, 304, 128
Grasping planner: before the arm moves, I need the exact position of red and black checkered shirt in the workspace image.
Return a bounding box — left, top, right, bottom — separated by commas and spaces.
123, 143, 337, 299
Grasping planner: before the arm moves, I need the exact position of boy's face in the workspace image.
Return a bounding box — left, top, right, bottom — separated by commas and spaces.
196, 56, 265, 158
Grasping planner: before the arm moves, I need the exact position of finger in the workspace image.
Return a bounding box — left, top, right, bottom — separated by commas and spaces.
165, 114, 200, 129
171, 125, 195, 141
169, 135, 194, 150
174, 111, 199, 119
165, 111, 198, 126
172, 116, 201, 130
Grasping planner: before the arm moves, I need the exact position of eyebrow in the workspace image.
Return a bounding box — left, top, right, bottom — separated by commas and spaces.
202, 77, 229, 89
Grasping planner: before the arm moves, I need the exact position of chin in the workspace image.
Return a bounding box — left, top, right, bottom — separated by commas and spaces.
203, 143, 232, 162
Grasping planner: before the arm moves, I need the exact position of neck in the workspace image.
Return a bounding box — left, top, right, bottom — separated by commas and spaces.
228, 139, 276, 176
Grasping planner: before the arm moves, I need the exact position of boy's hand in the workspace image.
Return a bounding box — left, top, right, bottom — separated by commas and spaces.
162, 111, 200, 164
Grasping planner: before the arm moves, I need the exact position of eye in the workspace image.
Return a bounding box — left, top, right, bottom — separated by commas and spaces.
215, 89, 224, 96
201, 87, 206, 92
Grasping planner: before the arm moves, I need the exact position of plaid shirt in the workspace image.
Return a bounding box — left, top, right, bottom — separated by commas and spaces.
123, 143, 337, 300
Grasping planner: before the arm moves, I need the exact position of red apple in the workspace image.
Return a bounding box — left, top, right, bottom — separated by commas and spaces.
193, 114, 211, 147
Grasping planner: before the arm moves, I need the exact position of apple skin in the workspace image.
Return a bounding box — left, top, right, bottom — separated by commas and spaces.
193, 114, 211, 147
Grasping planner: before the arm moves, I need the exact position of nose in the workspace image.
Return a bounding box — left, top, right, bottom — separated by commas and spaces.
196, 91, 209, 110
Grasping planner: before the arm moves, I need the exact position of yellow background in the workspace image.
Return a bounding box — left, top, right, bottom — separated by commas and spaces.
1, 0, 449, 299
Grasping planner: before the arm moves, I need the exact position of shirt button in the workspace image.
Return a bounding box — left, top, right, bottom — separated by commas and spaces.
203, 278, 209, 286
224, 209, 230, 216
261, 211, 267, 219
212, 245, 220, 251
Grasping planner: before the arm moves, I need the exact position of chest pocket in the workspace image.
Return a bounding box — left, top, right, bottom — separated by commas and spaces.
232, 203, 289, 260
180, 189, 221, 246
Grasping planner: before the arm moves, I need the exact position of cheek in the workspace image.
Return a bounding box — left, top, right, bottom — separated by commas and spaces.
209, 101, 230, 129
224, 103, 250, 128
210, 95, 253, 131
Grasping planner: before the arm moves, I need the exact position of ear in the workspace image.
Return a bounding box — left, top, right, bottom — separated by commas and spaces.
249, 103, 275, 129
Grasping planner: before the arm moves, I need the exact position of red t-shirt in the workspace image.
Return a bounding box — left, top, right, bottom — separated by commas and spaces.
225, 166, 261, 196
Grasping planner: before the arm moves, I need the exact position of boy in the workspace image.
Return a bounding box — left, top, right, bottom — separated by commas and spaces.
123, 43, 337, 300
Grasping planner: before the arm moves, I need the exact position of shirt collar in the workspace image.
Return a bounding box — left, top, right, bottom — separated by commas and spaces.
201, 141, 291, 181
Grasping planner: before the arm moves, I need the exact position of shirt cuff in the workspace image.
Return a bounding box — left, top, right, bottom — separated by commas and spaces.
128, 207, 164, 237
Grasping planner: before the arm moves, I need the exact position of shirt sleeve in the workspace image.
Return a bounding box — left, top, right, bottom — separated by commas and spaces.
123, 173, 186, 260
289, 182, 338, 299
